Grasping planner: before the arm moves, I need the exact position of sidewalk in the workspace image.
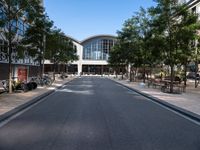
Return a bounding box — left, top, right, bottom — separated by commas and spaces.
112, 78, 200, 117
0, 76, 75, 117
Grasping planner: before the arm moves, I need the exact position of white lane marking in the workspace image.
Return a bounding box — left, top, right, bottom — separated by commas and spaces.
56, 88, 94, 95
67, 85, 93, 88
62, 85, 67, 88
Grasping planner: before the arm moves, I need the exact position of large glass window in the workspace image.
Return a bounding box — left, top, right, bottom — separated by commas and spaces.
0, 4, 6, 21
83, 37, 115, 60
0, 9, 4, 20
17, 19, 24, 36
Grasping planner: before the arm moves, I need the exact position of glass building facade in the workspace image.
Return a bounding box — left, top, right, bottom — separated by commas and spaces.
82, 37, 115, 61
0, 4, 29, 36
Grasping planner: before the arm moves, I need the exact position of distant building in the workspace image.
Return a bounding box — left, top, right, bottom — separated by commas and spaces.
178, 0, 200, 12
44, 35, 116, 75
178, 0, 200, 72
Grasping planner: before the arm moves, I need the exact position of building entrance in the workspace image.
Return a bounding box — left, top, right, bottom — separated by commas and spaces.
82, 65, 112, 75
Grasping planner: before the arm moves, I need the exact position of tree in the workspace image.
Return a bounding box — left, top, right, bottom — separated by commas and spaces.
109, 41, 127, 78
0, 0, 42, 93
134, 7, 154, 83
110, 0, 200, 93
150, 0, 200, 92
150, 0, 189, 93
192, 37, 200, 88
45, 28, 78, 80
22, 11, 53, 78
176, 8, 200, 86
109, 19, 135, 79
109, 7, 155, 82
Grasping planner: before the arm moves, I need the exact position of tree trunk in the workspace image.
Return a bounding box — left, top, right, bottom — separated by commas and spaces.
150, 66, 153, 79
66, 64, 68, 74
115, 67, 118, 78
195, 61, 198, 88
52, 59, 56, 81
184, 63, 187, 86
143, 66, 146, 83
62, 64, 65, 73
126, 65, 129, 79
8, 2, 13, 94
39, 58, 43, 78
134, 68, 137, 82
130, 66, 133, 82
121, 66, 124, 80
135, 67, 138, 82
8, 49, 12, 93
170, 64, 174, 93
117, 67, 119, 78
58, 64, 60, 74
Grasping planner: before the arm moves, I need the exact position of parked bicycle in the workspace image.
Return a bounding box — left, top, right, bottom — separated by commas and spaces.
31, 75, 53, 87
42, 75, 53, 86
1, 79, 38, 93
2, 80, 28, 92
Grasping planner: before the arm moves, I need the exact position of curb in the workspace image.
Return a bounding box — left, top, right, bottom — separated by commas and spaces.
111, 79, 200, 123
0, 78, 75, 123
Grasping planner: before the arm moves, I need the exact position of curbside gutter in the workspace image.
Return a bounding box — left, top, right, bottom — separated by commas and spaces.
111, 79, 200, 123
0, 78, 75, 123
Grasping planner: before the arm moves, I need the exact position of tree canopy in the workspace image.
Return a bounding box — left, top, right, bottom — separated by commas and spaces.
109, 0, 200, 92
0, 0, 44, 93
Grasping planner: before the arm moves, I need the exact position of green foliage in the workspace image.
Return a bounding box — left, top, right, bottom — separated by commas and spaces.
0, 0, 44, 93
22, 12, 53, 62
110, 0, 200, 90
45, 28, 78, 65
0, 0, 42, 39
109, 7, 160, 70
149, 1, 200, 66
0, 0, 45, 59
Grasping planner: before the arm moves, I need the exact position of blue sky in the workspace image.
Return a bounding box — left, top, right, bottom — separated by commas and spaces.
44, 0, 155, 41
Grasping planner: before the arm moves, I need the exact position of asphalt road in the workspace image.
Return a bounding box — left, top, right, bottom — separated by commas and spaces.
0, 77, 200, 150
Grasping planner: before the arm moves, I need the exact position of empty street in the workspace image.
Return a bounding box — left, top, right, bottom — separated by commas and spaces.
0, 77, 200, 150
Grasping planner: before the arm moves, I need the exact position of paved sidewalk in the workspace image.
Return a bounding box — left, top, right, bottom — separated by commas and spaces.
0, 76, 75, 116
112, 78, 200, 117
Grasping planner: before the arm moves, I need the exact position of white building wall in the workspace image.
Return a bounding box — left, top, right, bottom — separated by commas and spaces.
178, 0, 190, 4
71, 41, 83, 75
45, 35, 115, 75
81, 60, 108, 65
195, 3, 200, 14
70, 37, 111, 75
70, 41, 110, 75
